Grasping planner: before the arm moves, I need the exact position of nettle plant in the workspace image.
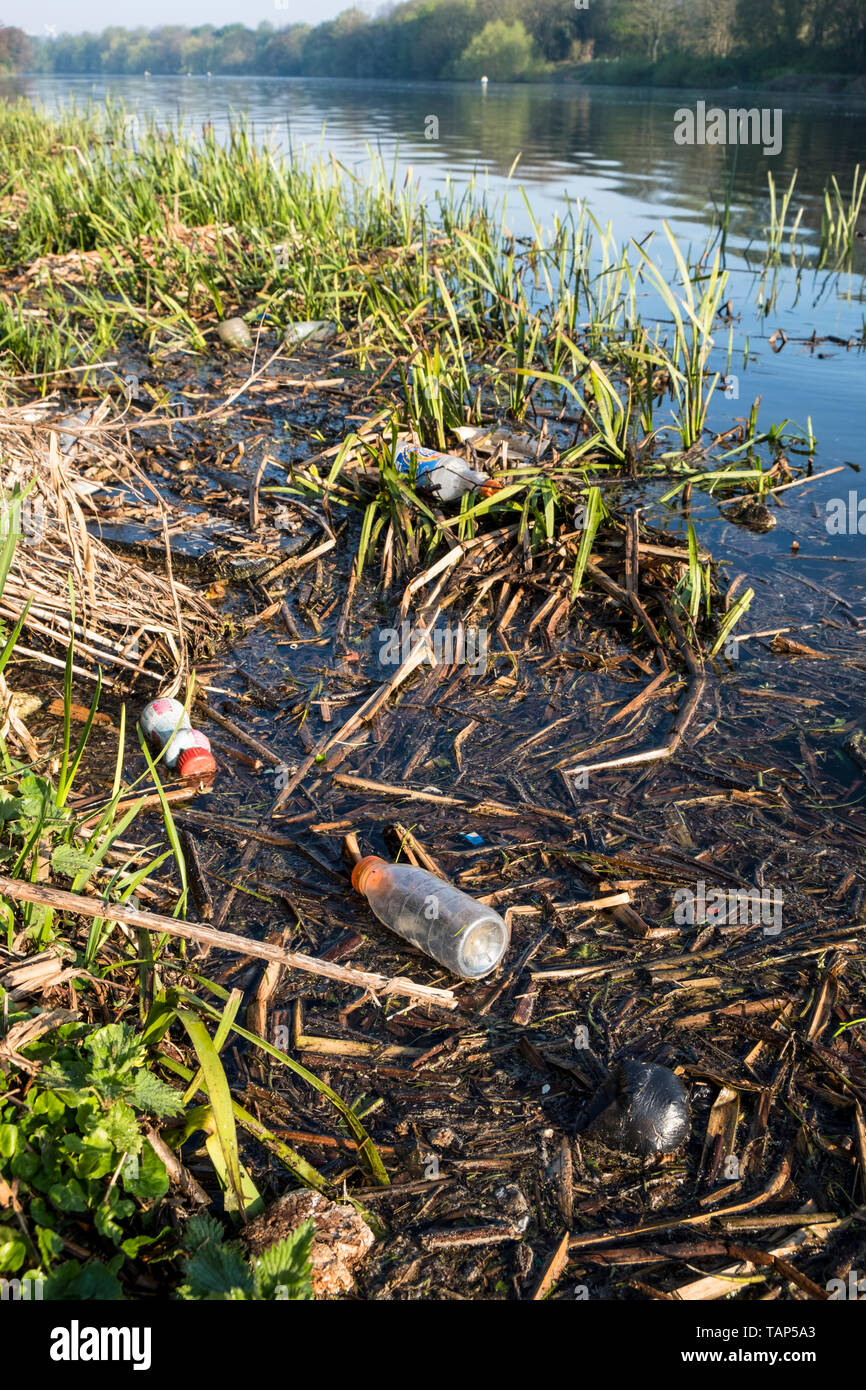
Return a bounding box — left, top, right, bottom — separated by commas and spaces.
176, 1213, 314, 1301
0, 1022, 315, 1300
0, 1022, 182, 1297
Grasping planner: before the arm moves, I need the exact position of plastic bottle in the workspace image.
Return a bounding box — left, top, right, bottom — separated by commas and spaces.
351, 855, 509, 980
285, 321, 338, 346
394, 443, 501, 503
140, 697, 216, 778
216, 318, 252, 350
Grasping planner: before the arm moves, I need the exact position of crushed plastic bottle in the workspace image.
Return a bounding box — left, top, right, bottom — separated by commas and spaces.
217, 318, 253, 350
351, 855, 509, 980
285, 321, 338, 346
393, 442, 501, 504
140, 697, 216, 778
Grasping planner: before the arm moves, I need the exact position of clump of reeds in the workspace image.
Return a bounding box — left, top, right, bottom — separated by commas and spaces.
819, 164, 866, 269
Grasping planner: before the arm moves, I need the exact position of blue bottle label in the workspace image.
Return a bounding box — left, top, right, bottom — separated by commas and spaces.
393, 444, 443, 480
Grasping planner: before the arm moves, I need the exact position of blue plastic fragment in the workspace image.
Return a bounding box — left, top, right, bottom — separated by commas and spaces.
462, 832, 484, 847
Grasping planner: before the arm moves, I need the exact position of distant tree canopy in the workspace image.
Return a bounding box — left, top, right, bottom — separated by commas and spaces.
0, 26, 31, 72
451, 20, 536, 80
4, 0, 864, 79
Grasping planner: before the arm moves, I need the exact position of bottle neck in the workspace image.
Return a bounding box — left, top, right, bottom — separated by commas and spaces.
351, 855, 387, 894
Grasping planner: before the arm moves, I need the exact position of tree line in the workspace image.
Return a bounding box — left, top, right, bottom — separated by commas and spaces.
1, 0, 864, 83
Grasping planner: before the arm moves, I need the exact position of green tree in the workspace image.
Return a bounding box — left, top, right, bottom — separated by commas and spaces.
521, 0, 581, 62
0, 26, 32, 72
681, 0, 737, 57
609, 0, 682, 61
451, 17, 536, 80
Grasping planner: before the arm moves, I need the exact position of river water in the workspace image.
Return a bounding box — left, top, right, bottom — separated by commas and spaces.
3, 73, 865, 581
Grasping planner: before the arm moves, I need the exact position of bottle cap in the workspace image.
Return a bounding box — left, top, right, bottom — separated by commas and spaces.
351, 855, 386, 894
176, 746, 217, 778
479, 478, 503, 498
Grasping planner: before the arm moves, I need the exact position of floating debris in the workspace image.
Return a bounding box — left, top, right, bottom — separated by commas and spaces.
352, 854, 510, 979
393, 439, 500, 502
725, 495, 777, 531
140, 696, 216, 778
453, 423, 548, 460
285, 320, 338, 346
581, 1060, 690, 1157
217, 317, 253, 350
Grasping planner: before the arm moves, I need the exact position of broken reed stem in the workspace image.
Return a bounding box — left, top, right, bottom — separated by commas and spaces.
562, 589, 706, 791
0, 875, 457, 1010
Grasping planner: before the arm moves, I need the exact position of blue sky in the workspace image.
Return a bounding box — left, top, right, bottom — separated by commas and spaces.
5, 0, 370, 37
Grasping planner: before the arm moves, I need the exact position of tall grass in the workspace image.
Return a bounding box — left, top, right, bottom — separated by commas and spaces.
0, 98, 815, 583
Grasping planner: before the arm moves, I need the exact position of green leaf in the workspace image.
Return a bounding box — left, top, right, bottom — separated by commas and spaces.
50, 845, 99, 878
182, 1241, 253, 1300
178, 994, 387, 1187
140, 990, 180, 1048
85, 1023, 147, 1098
122, 1143, 170, 1202
37, 1226, 64, 1266
0, 1234, 27, 1272
571, 486, 607, 598
83, 1100, 140, 1155
121, 1226, 172, 1258
48, 1178, 88, 1213
73, 1145, 116, 1181
181, 1214, 225, 1254
32, 1090, 67, 1122
178, 1010, 258, 1217
687, 522, 701, 624
0, 1122, 18, 1157
44, 1259, 124, 1301
131, 1070, 185, 1118
95, 1189, 136, 1245
709, 587, 755, 659
251, 1222, 315, 1301
137, 728, 188, 917
39, 1054, 89, 1100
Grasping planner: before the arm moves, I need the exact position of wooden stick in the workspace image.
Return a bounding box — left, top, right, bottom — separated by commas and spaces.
0, 875, 457, 1010
196, 699, 284, 767
531, 1231, 572, 1301
333, 773, 576, 824
389, 823, 448, 879
715, 466, 845, 508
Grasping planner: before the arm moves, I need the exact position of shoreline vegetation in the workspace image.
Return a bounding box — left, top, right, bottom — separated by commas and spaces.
0, 0, 864, 91
0, 98, 864, 1302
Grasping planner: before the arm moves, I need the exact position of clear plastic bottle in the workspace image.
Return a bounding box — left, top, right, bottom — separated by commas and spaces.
285, 320, 338, 346
351, 856, 509, 980
140, 697, 216, 778
393, 443, 501, 503
216, 318, 252, 350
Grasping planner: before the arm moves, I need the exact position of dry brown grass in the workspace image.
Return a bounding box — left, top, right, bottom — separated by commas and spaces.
0, 400, 221, 694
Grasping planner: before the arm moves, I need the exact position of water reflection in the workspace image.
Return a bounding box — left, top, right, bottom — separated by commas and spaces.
2, 74, 864, 265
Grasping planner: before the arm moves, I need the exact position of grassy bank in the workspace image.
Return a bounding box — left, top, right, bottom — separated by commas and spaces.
559, 45, 866, 93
